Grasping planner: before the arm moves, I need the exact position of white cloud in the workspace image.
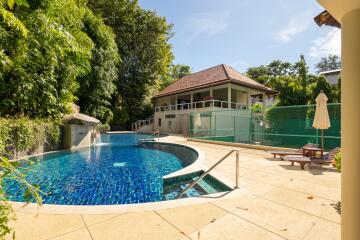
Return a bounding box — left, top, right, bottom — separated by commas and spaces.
277, 17, 310, 42
309, 28, 341, 57
185, 12, 229, 45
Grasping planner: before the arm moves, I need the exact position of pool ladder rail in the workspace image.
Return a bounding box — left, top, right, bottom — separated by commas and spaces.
138, 130, 160, 144
175, 150, 240, 199
151, 130, 160, 142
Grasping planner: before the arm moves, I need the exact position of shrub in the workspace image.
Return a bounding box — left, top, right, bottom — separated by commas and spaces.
252, 103, 264, 113
96, 123, 110, 133
335, 152, 342, 172
0, 118, 61, 155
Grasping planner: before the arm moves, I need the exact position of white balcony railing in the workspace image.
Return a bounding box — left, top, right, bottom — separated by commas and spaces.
154, 100, 247, 113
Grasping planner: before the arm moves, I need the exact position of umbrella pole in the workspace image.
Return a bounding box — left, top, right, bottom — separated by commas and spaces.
321, 129, 324, 149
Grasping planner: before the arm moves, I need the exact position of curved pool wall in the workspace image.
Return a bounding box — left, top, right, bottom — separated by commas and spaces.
4, 133, 199, 205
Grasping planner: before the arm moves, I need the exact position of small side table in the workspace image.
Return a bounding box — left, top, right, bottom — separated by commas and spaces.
302, 147, 324, 159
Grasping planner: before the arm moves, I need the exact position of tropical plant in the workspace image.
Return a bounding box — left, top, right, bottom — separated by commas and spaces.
335, 151, 342, 172
0, 155, 42, 240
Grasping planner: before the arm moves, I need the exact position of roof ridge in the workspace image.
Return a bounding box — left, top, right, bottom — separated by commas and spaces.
187, 64, 224, 77
160, 64, 225, 92
222, 64, 230, 79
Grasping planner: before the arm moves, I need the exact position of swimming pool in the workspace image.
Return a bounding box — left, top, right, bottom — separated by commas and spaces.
4, 133, 199, 205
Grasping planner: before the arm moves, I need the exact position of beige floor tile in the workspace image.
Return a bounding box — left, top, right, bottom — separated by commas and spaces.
211, 194, 257, 212
88, 211, 184, 240
48, 228, 92, 240
156, 203, 228, 235
187, 214, 284, 240
320, 202, 341, 224
262, 187, 333, 218
244, 173, 291, 186
238, 178, 277, 196
8, 214, 84, 240
82, 214, 121, 226
282, 179, 341, 201
303, 219, 340, 240
233, 198, 318, 240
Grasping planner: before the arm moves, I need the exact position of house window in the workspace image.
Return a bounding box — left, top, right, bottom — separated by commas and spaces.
168, 121, 172, 128
165, 114, 176, 119
158, 118, 161, 127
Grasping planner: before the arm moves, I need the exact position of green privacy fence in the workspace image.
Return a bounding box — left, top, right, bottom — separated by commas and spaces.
189, 103, 341, 150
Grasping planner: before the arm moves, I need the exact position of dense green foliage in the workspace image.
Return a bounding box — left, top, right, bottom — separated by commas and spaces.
246, 55, 341, 106
77, 10, 120, 123
1, 0, 91, 118
159, 64, 191, 90
0, 117, 60, 154
88, 0, 174, 127
0, 0, 120, 122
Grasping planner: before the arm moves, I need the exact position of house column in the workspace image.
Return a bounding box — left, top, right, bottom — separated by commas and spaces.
190, 91, 193, 109
247, 90, 252, 109
209, 87, 214, 107
342, 9, 360, 240
175, 95, 178, 111
227, 84, 231, 109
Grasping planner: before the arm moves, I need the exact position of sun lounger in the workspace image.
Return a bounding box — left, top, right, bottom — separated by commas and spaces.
283, 156, 312, 169
283, 147, 340, 169
268, 143, 320, 159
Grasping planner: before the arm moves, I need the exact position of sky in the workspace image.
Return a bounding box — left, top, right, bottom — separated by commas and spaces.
138, 0, 341, 74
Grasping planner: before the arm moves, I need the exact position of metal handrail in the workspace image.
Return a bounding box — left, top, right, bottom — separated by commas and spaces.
175, 150, 240, 199
154, 100, 248, 112
151, 130, 160, 142
131, 115, 154, 131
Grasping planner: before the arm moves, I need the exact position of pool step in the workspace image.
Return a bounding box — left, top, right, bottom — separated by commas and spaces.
163, 171, 231, 200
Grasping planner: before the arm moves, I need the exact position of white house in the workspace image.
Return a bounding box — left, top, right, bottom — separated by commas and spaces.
132, 64, 277, 135
320, 69, 341, 86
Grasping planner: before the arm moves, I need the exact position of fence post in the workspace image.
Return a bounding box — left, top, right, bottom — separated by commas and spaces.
236, 151, 239, 188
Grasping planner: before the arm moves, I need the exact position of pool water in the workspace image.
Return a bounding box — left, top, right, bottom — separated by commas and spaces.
4, 134, 199, 205
163, 171, 232, 200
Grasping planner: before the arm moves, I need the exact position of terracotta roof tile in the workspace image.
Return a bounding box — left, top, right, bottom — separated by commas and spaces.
154, 64, 276, 98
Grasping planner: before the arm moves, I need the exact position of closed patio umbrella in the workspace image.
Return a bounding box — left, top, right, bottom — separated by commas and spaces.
313, 91, 331, 149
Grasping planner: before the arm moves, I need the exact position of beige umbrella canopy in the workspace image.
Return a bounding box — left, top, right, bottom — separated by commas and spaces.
313, 91, 331, 148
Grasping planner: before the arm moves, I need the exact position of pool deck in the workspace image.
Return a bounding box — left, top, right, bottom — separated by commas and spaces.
8, 135, 340, 240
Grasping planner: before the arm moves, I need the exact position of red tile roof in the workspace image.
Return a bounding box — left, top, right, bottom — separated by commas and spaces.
153, 64, 277, 98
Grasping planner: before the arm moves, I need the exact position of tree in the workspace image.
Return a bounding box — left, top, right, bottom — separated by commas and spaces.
270, 76, 307, 106
76, 10, 120, 124
245, 55, 342, 105
0, 0, 29, 37
0, 0, 94, 118
246, 66, 269, 84
0, 0, 120, 121
267, 60, 293, 77
294, 54, 308, 88
315, 54, 341, 73
307, 76, 333, 103
88, 0, 174, 127
159, 64, 191, 90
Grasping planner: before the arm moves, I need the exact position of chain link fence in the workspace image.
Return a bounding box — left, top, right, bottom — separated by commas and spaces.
189, 103, 341, 150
